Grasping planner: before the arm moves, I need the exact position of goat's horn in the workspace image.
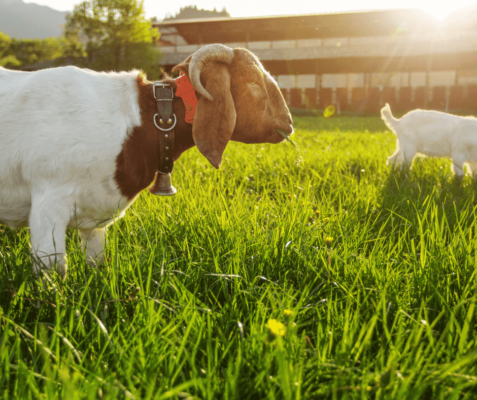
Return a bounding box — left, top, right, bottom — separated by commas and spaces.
188, 44, 234, 101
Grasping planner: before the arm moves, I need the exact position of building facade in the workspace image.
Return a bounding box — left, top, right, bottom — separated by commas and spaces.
154, 10, 477, 113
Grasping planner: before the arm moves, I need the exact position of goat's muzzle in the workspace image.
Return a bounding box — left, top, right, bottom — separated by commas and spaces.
276, 127, 294, 138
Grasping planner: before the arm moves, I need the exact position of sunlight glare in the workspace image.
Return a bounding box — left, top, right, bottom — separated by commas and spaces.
419, 4, 457, 20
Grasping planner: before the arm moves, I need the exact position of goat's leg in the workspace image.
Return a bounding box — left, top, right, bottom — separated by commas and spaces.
451, 154, 466, 178
386, 148, 401, 167
29, 191, 72, 279
79, 228, 106, 266
390, 143, 415, 170
466, 161, 477, 179
387, 138, 402, 168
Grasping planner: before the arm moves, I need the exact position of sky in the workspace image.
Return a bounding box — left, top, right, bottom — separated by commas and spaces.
28, 0, 477, 21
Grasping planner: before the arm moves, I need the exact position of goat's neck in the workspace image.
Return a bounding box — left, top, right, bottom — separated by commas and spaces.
114, 77, 196, 200
143, 78, 196, 161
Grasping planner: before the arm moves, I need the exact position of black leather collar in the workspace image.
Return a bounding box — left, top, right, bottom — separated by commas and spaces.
153, 82, 176, 174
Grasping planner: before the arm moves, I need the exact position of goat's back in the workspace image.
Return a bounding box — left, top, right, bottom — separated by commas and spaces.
0, 66, 142, 179
398, 110, 477, 140
401, 109, 476, 127
0, 66, 142, 227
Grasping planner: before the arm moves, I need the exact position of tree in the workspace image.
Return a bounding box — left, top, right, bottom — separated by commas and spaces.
0, 30, 82, 69
64, 0, 162, 78
9, 37, 64, 66
164, 5, 230, 20
0, 31, 11, 58
0, 31, 20, 68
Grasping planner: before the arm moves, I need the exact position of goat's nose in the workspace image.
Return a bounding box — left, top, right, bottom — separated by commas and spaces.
288, 114, 293, 125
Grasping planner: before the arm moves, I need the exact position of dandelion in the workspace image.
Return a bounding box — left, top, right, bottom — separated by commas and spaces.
266, 319, 286, 340
325, 237, 333, 248
284, 309, 294, 318
284, 309, 294, 321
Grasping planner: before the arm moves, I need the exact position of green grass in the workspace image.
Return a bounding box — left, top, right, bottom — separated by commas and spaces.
1, 116, 477, 399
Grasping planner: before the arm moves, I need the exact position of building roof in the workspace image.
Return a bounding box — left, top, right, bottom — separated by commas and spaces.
159, 30, 477, 74
154, 9, 438, 44
155, 9, 477, 75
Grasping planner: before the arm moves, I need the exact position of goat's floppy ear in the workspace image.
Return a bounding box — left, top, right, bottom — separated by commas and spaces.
192, 63, 236, 169
172, 55, 192, 76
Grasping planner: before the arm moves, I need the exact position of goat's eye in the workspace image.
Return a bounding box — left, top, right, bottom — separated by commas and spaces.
248, 81, 260, 86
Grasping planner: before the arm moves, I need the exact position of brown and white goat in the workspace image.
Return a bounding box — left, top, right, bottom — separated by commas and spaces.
0, 44, 293, 278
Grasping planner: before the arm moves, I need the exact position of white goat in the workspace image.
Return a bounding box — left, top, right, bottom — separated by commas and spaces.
0, 44, 293, 279
381, 103, 477, 177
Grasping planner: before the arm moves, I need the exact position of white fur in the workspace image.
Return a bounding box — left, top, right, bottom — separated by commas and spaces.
381, 104, 477, 177
0, 66, 143, 276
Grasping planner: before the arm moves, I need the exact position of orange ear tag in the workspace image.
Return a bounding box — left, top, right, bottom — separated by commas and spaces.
175, 74, 198, 124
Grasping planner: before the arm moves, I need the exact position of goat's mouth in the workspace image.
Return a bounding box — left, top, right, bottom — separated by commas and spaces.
276, 127, 294, 138
276, 128, 297, 148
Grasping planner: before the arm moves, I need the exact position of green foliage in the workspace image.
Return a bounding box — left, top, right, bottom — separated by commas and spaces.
0, 55, 21, 68
0, 31, 20, 68
1, 1, 160, 74
164, 5, 230, 20
0, 30, 81, 69
0, 31, 11, 57
1, 116, 477, 398
64, 0, 162, 79
9, 37, 64, 66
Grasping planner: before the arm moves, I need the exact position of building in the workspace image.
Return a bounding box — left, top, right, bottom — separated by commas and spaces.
154, 9, 477, 113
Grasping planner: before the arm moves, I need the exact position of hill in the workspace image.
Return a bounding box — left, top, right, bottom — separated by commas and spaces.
0, 0, 67, 39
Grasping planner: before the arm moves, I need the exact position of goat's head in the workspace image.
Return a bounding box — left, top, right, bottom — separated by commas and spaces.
173, 44, 294, 169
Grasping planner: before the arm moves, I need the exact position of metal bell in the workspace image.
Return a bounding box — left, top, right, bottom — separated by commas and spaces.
149, 172, 177, 196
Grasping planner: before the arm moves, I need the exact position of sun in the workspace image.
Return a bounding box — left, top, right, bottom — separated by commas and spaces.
418, 4, 459, 20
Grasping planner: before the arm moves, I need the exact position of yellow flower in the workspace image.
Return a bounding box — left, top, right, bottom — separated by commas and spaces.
266, 319, 287, 339
325, 237, 333, 248
284, 309, 294, 318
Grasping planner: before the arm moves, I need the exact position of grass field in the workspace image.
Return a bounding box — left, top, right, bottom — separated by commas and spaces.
1, 115, 477, 399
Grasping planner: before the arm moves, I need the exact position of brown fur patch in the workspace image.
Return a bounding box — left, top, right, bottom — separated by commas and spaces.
114, 75, 194, 200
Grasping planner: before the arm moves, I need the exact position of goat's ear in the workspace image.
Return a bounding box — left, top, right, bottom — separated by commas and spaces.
172, 55, 192, 76
192, 63, 236, 169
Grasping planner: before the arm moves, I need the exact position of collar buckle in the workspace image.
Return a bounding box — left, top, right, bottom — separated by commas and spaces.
153, 82, 174, 101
